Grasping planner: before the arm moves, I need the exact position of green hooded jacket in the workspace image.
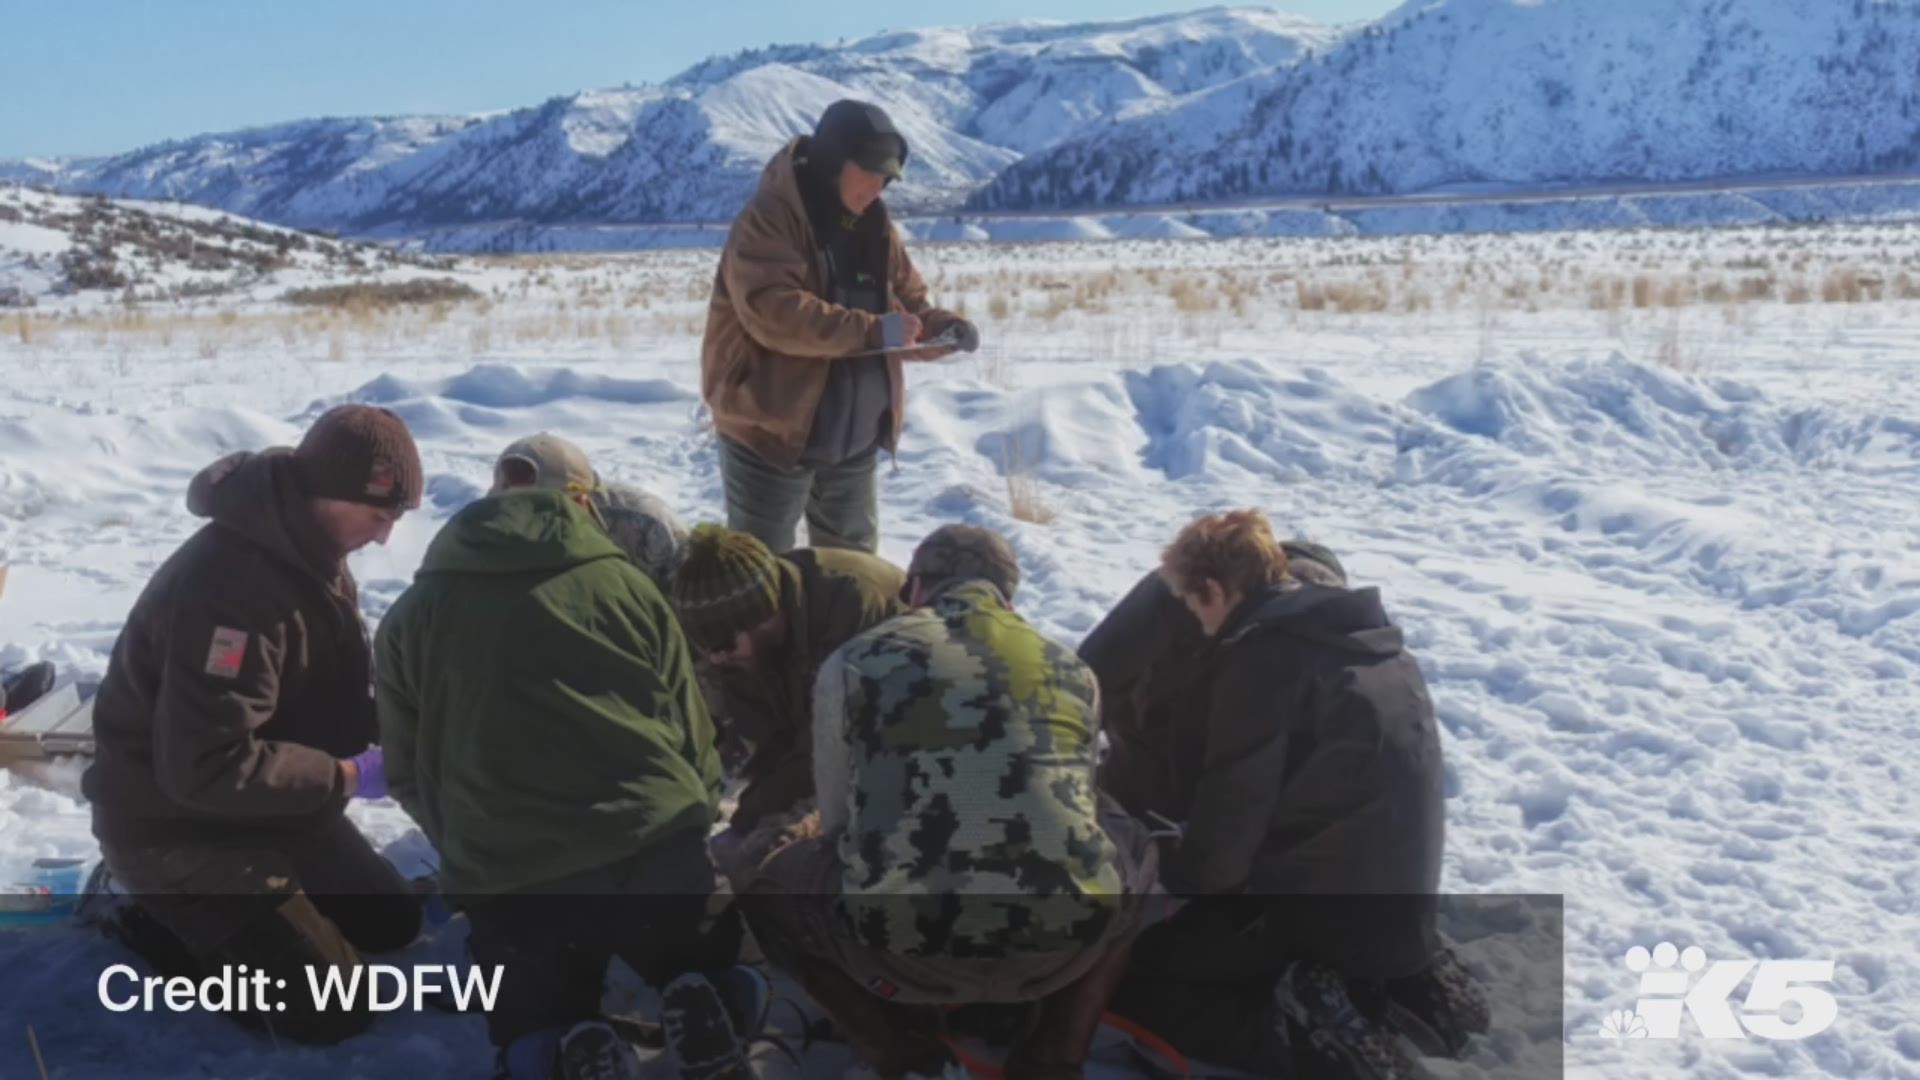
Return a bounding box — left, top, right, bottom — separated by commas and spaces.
376, 491, 721, 897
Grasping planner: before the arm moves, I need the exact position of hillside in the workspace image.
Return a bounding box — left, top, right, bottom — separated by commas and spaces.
0, 186, 451, 305
973, 0, 1920, 209
2, 9, 1331, 232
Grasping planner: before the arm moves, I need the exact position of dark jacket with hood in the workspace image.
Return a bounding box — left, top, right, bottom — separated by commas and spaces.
702, 117, 960, 469
375, 491, 723, 897
1086, 574, 1445, 976
86, 451, 368, 847
1171, 582, 1444, 898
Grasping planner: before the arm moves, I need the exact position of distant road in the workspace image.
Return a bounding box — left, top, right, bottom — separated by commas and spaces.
936, 170, 1920, 222
382, 170, 1920, 251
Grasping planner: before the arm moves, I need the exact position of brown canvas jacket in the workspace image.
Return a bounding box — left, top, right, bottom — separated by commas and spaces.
702, 137, 957, 467
85, 451, 371, 846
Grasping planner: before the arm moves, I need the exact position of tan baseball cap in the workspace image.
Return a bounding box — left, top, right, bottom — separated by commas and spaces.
491, 433, 599, 496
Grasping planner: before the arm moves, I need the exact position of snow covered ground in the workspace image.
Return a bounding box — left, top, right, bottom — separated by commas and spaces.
1, 222, 1917, 1078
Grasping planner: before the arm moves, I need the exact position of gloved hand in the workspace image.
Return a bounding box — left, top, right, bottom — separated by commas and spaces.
950, 318, 981, 353
878, 310, 923, 350
344, 745, 387, 800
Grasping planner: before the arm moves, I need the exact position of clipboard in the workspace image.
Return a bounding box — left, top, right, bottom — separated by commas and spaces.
843, 327, 965, 360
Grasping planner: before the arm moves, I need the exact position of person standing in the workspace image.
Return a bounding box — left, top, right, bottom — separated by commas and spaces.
702, 98, 979, 554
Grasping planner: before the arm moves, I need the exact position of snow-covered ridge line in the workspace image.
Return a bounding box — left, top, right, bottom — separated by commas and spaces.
974, 0, 1920, 211
0, 7, 1327, 237
13, 0, 1920, 242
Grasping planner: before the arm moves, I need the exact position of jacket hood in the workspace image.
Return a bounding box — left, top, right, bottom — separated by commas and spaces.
763, 137, 895, 235
418, 490, 626, 578
186, 449, 340, 580
754, 139, 810, 224
1225, 582, 1403, 658
806, 100, 909, 180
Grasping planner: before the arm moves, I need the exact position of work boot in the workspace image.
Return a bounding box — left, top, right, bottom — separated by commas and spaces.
1377, 947, 1490, 1059
1281, 961, 1420, 1080
660, 973, 751, 1079
556, 1021, 644, 1080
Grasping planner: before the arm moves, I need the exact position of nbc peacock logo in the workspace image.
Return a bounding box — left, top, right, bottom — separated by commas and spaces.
1598, 1010, 1649, 1039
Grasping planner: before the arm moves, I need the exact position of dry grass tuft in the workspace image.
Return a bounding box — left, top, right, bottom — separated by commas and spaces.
282, 278, 481, 310
999, 434, 1055, 525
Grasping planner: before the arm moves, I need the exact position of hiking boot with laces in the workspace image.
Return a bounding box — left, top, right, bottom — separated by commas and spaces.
661, 972, 752, 1079
1380, 947, 1491, 1059
556, 1021, 644, 1080
1281, 961, 1421, 1080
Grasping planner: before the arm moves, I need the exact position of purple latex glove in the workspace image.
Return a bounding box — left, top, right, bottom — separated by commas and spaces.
346, 746, 387, 800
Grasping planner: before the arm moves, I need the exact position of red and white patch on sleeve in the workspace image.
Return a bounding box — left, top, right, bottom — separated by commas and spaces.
205, 627, 249, 678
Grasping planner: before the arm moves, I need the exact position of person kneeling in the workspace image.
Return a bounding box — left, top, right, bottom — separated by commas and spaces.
84, 407, 426, 1046
1093, 512, 1481, 1079
741, 525, 1157, 1079
377, 434, 763, 1080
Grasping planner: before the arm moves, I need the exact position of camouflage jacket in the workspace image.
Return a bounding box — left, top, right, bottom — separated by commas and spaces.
814, 578, 1121, 958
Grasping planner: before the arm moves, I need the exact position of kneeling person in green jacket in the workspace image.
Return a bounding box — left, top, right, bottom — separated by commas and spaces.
376, 434, 763, 1080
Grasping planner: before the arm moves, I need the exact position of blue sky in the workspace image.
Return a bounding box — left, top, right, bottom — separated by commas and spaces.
0, 0, 1400, 159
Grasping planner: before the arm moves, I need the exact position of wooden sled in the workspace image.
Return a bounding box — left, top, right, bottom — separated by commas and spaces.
0, 681, 97, 765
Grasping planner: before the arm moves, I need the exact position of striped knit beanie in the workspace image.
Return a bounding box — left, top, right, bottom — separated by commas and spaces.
671, 525, 782, 654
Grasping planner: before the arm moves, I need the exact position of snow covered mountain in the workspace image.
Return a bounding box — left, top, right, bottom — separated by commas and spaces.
1, 8, 1331, 233
11, 0, 1919, 238
973, 0, 1920, 210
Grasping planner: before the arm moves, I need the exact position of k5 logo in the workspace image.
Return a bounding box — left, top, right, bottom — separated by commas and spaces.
1599, 942, 1838, 1041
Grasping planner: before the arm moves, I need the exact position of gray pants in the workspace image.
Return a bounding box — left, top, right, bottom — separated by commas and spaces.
719, 436, 879, 554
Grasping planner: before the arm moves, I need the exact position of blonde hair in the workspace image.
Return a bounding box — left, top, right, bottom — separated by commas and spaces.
1160, 510, 1291, 599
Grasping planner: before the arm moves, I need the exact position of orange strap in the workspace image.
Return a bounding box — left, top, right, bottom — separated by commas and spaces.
1101, 1011, 1193, 1079
938, 1033, 1005, 1079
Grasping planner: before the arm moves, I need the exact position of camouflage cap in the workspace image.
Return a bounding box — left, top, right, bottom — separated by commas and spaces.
1281, 539, 1348, 588
591, 482, 688, 591
491, 433, 599, 497
907, 524, 1020, 601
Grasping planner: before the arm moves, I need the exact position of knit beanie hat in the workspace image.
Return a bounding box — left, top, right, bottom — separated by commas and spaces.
293, 405, 423, 510
907, 524, 1020, 601
808, 100, 909, 183
1281, 540, 1348, 588
671, 525, 782, 654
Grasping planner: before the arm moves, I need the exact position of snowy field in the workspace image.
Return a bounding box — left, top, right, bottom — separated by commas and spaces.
2, 221, 1918, 1079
